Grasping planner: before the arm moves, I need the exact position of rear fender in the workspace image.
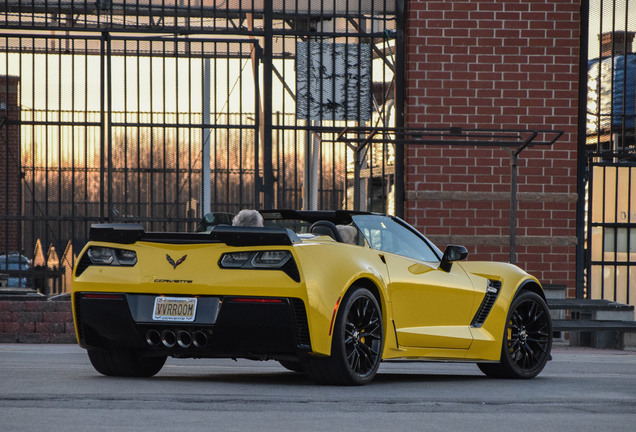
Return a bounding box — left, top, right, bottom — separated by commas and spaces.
296, 245, 389, 357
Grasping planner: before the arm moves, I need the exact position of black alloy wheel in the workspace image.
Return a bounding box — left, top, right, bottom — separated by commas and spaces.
342, 293, 383, 378
304, 287, 384, 385
479, 291, 552, 379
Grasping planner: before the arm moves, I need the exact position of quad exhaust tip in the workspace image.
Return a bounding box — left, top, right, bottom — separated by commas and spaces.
177, 330, 192, 348
146, 329, 162, 347
192, 330, 208, 348
161, 330, 177, 348
145, 329, 209, 348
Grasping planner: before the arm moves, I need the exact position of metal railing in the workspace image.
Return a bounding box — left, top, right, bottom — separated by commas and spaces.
583, 0, 636, 305
0, 0, 400, 292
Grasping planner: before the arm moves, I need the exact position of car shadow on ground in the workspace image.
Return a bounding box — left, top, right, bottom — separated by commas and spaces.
147, 370, 487, 386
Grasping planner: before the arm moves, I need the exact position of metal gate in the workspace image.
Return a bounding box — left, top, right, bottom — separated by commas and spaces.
584, 0, 636, 304
0, 1, 399, 292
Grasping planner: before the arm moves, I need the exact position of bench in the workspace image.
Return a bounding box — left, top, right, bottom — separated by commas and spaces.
547, 298, 636, 349
2, 266, 66, 295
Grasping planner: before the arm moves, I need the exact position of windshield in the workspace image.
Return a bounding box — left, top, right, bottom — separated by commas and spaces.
352, 215, 441, 262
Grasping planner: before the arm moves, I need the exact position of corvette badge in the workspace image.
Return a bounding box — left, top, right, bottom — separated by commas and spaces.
166, 254, 187, 269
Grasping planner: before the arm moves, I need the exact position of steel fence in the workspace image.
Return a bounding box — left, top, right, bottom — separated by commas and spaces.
584, 0, 636, 304
0, 1, 399, 292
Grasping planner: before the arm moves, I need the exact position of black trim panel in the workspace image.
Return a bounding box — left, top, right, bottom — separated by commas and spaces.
74, 293, 312, 359
89, 223, 300, 246
471, 280, 502, 328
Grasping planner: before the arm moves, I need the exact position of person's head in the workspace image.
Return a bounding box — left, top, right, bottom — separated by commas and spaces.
232, 209, 264, 227
336, 224, 357, 244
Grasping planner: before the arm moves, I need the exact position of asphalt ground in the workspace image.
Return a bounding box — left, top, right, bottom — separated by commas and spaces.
0, 343, 635, 432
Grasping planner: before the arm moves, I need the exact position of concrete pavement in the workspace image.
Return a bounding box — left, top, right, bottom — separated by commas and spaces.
0, 343, 635, 431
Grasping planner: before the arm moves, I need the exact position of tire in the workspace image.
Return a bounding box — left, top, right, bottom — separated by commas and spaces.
87, 349, 167, 377
305, 287, 384, 385
278, 360, 304, 373
478, 291, 552, 379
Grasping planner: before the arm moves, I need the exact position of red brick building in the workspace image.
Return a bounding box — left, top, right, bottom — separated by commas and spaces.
404, 0, 580, 297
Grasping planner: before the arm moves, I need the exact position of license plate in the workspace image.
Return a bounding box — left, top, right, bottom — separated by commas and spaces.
152, 297, 197, 322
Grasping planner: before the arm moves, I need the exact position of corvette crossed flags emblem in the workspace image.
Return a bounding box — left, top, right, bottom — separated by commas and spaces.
166, 254, 187, 269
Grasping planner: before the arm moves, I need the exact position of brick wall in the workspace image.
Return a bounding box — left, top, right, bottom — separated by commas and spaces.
0, 75, 22, 253
404, 0, 580, 296
0, 299, 76, 343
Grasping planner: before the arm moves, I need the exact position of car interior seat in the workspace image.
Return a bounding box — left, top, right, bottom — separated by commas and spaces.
310, 220, 344, 242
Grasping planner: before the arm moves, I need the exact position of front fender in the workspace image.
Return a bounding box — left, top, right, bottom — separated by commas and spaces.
459, 261, 544, 361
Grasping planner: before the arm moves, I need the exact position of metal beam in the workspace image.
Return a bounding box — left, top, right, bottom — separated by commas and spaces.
394, 0, 405, 218
335, 125, 564, 263
576, 0, 590, 299
261, 0, 274, 209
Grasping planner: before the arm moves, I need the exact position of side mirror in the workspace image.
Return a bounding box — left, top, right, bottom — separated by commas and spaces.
439, 245, 469, 272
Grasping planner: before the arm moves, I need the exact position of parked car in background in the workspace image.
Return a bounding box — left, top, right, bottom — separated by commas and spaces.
0, 252, 32, 288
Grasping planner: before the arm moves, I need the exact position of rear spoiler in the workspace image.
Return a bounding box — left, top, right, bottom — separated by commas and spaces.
89, 224, 301, 247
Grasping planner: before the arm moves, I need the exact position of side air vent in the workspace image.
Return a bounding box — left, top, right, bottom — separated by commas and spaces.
289, 298, 311, 349
471, 280, 502, 328
74, 252, 92, 277
282, 258, 301, 283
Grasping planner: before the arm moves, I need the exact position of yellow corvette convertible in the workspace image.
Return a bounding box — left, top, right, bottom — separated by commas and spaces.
72, 210, 552, 385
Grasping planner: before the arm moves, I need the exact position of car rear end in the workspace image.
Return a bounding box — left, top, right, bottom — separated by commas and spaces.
72, 224, 312, 362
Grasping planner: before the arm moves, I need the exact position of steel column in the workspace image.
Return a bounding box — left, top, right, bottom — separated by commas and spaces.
261, 1, 274, 209
576, 0, 590, 299
394, 0, 406, 219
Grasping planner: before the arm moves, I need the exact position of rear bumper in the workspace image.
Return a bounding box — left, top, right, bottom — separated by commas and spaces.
74, 292, 311, 360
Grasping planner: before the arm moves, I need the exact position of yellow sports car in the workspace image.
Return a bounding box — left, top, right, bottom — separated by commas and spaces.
72, 210, 552, 385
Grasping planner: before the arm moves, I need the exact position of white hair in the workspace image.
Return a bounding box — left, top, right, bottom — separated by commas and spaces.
336, 224, 357, 244
232, 209, 264, 227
